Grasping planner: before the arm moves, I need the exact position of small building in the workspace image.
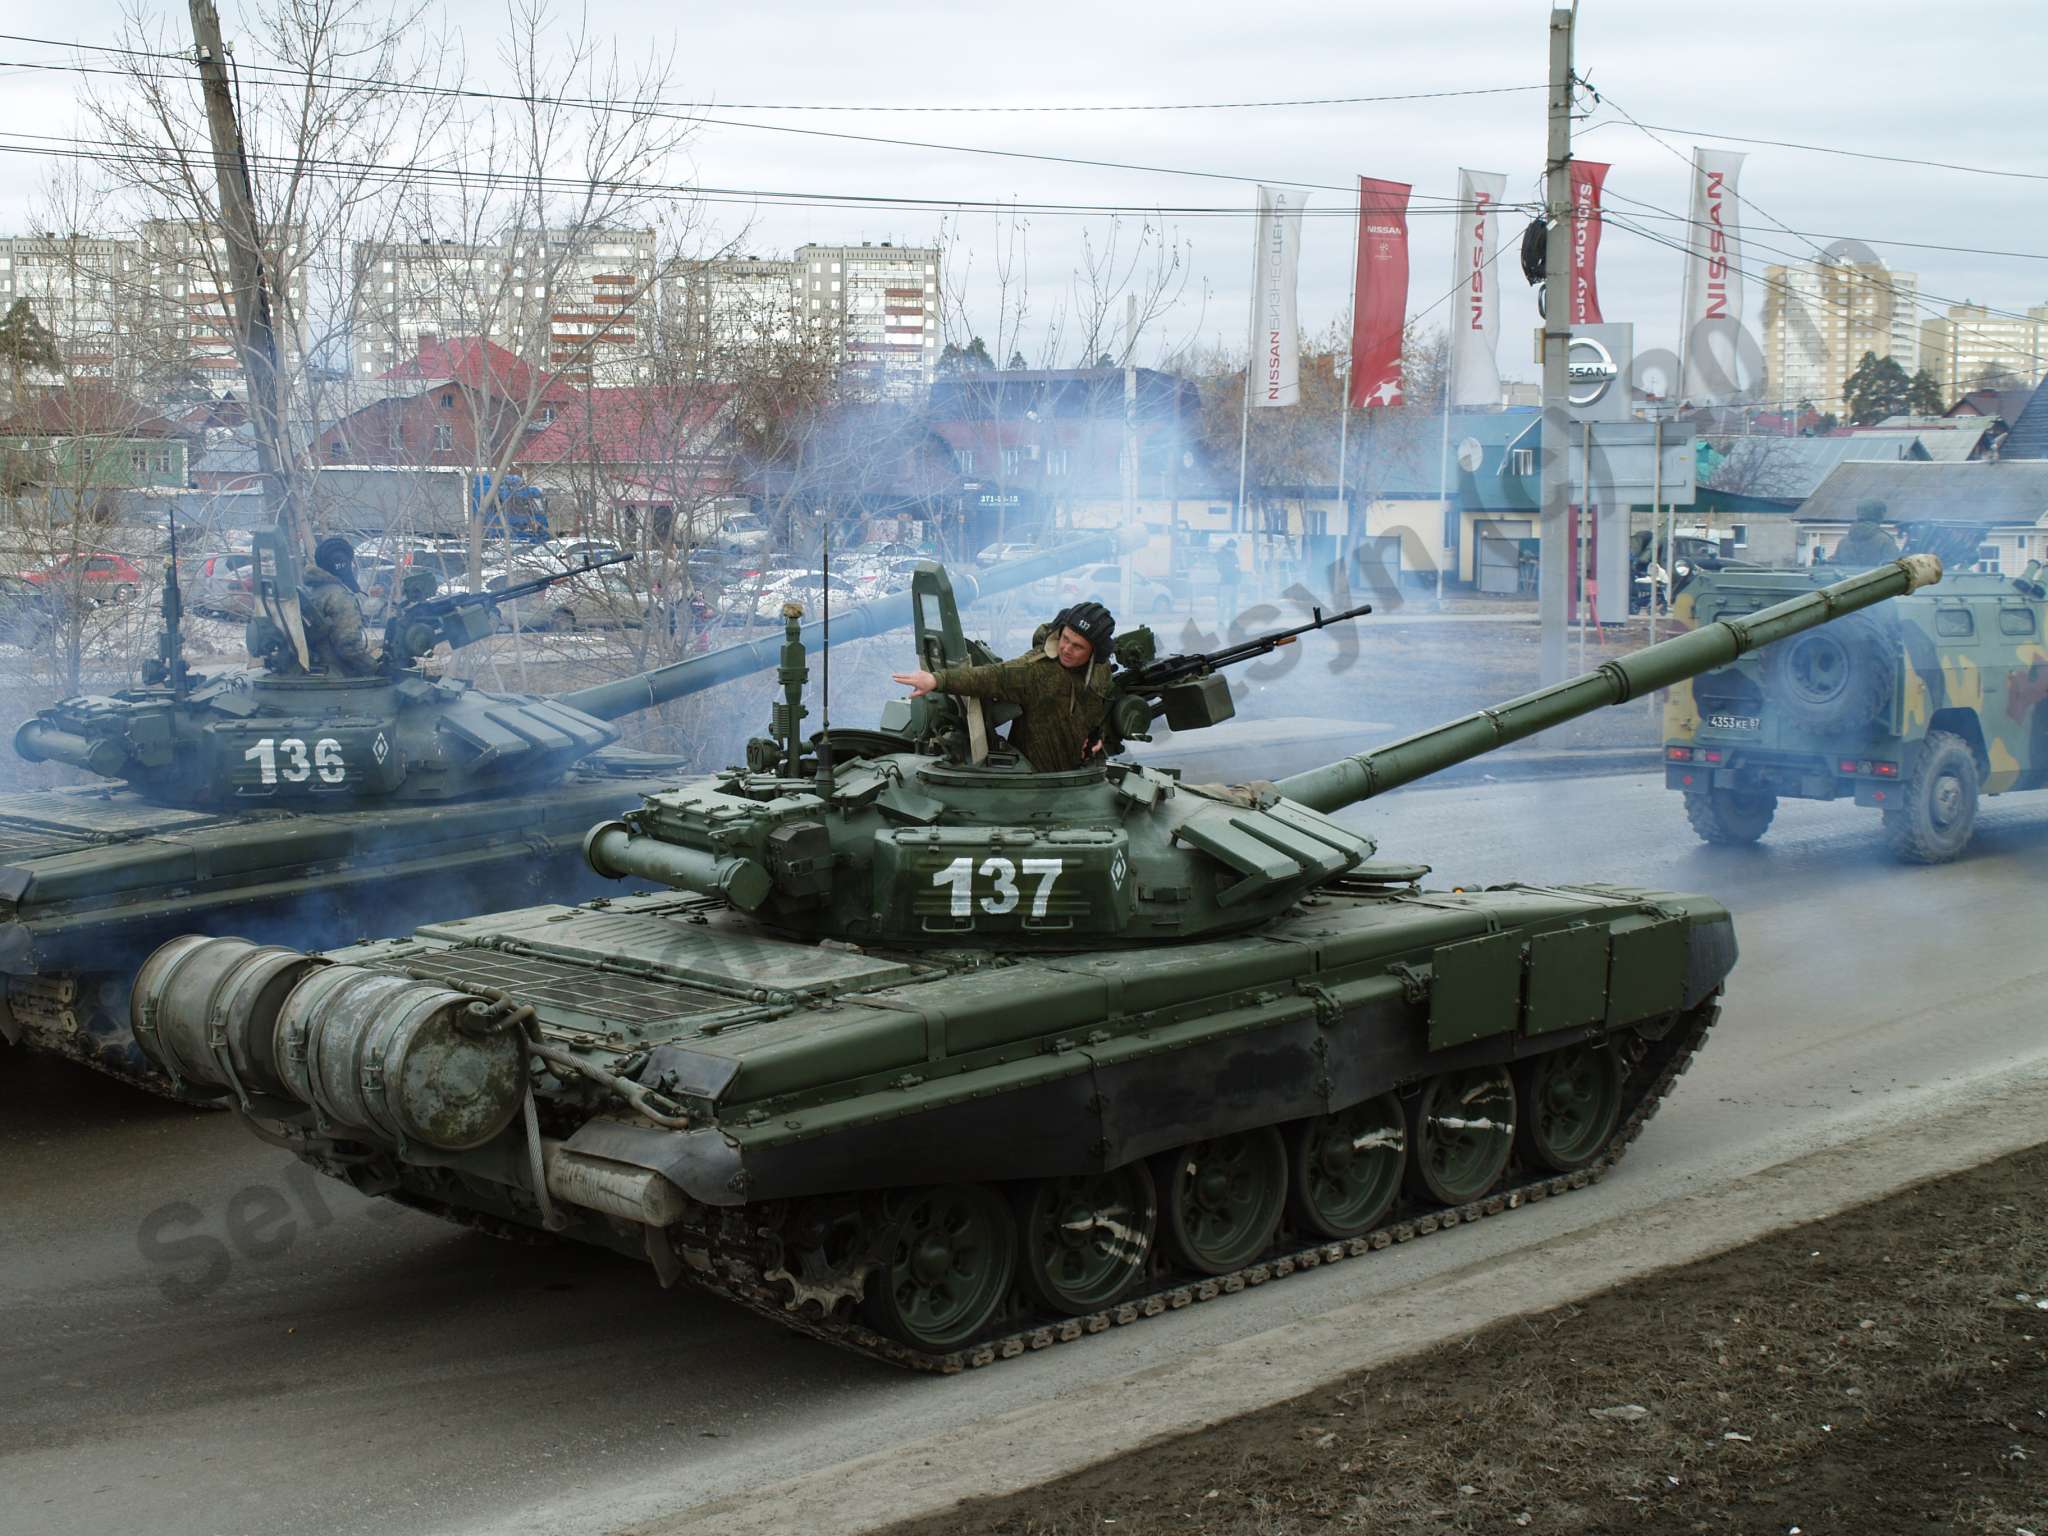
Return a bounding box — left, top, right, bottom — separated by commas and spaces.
312, 337, 574, 470
1796, 460, 2048, 572
0, 385, 186, 493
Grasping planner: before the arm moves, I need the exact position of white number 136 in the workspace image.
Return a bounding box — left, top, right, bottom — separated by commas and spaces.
931, 856, 1063, 919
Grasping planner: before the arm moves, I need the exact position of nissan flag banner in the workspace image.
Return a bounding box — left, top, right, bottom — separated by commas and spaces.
1349, 176, 1411, 409
1570, 160, 1609, 324
1249, 184, 1306, 407
1679, 147, 1748, 403
1448, 168, 1507, 408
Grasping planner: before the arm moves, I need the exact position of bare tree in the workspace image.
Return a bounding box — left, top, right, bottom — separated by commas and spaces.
1704, 434, 1806, 500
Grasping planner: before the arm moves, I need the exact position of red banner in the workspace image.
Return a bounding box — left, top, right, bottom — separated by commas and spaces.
1570, 160, 1609, 325
1348, 176, 1410, 409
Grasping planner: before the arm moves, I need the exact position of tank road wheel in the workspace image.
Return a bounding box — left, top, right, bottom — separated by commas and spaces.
1515, 1044, 1624, 1174
1014, 1163, 1157, 1316
1404, 1065, 1516, 1207
1883, 729, 1980, 864
860, 1183, 1017, 1351
1158, 1126, 1288, 1275
1286, 1094, 1406, 1240
1684, 787, 1777, 845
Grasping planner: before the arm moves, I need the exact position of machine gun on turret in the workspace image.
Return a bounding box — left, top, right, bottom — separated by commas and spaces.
380, 552, 631, 670
1099, 601, 1374, 749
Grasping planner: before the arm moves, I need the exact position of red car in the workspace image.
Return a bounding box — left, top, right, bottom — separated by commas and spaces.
22, 552, 148, 602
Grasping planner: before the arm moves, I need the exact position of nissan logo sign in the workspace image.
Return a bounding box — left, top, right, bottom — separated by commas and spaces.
1567, 334, 1619, 407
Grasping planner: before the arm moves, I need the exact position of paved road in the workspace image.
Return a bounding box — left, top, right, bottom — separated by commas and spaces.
4, 773, 2044, 1536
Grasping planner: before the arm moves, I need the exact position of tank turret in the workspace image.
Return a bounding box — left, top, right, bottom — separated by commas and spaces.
577, 554, 1943, 947
128, 554, 1939, 1368
12, 536, 1124, 807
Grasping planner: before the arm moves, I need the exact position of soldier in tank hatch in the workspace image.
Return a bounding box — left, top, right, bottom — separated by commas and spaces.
891, 600, 1116, 771
1832, 499, 1902, 567
301, 535, 379, 677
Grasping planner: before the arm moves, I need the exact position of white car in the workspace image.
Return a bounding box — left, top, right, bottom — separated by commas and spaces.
747, 569, 860, 624
719, 513, 772, 556
1042, 564, 1179, 621
976, 540, 1040, 567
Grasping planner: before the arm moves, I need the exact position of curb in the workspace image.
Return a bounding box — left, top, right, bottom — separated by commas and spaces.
632, 1065, 2048, 1536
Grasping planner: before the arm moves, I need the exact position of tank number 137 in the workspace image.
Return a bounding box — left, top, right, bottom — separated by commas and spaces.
243, 736, 346, 785
930, 856, 1064, 918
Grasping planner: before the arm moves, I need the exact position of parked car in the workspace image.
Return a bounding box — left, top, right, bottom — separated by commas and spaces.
976, 539, 1040, 567
719, 512, 772, 555
1038, 563, 1179, 621
188, 551, 257, 618
520, 537, 626, 572
22, 551, 148, 603
746, 568, 860, 625
0, 575, 57, 646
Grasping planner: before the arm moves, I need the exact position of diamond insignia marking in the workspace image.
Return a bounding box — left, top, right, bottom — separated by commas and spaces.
1110, 852, 1128, 887
372, 732, 390, 765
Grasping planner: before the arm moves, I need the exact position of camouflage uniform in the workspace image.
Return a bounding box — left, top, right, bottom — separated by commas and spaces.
1833, 521, 1901, 566
932, 624, 1113, 771
300, 564, 377, 677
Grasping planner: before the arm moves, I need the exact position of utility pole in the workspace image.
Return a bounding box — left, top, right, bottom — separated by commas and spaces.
1538, 5, 1575, 684
1121, 293, 1137, 624
187, 0, 302, 558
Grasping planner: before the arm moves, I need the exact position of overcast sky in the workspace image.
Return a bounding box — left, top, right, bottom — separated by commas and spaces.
0, 0, 2039, 387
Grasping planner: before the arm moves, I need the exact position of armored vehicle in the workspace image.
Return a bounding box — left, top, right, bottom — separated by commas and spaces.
2, 535, 1114, 1087
131, 556, 1938, 1369
1665, 551, 2045, 862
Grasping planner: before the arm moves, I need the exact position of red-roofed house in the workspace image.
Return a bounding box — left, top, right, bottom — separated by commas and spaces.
516, 385, 737, 541
311, 337, 575, 469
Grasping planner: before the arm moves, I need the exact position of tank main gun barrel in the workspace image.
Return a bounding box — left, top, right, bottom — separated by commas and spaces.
558, 533, 1129, 723
1276, 555, 1943, 815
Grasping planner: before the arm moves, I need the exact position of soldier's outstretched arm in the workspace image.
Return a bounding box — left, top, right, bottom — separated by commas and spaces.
927, 656, 1036, 702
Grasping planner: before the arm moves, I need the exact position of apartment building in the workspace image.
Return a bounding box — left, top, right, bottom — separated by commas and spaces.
0, 235, 138, 378
1920, 302, 2048, 399
664, 256, 804, 376
796, 242, 940, 400
138, 219, 310, 394
351, 227, 657, 387
1761, 257, 1921, 409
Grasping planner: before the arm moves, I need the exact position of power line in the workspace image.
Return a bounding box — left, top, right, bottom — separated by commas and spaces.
0, 48, 1490, 205
1580, 115, 2048, 185
0, 128, 1501, 223
0, 35, 1547, 115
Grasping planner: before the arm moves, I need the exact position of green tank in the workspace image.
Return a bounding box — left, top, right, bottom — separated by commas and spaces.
129, 554, 1940, 1369
1, 536, 1113, 1088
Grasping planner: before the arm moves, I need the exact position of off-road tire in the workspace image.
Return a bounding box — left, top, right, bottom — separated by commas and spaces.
1684, 787, 1777, 845
1883, 728, 1979, 864
1762, 612, 1892, 734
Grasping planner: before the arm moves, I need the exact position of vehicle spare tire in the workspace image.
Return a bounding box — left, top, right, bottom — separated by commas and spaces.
1761, 612, 1892, 734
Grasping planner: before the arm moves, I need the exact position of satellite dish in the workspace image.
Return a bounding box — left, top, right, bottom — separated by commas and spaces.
1456, 436, 1484, 473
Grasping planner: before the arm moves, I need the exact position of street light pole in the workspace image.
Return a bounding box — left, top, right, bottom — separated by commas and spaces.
1539, 5, 1575, 685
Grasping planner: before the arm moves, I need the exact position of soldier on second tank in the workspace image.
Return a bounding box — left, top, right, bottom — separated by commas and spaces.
891, 600, 1116, 771
1832, 499, 1902, 567
301, 535, 379, 677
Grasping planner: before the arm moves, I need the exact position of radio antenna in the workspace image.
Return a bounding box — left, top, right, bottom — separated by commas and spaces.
817, 523, 835, 798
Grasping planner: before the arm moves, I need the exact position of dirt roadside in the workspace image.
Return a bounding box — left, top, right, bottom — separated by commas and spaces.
877, 1144, 2048, 1536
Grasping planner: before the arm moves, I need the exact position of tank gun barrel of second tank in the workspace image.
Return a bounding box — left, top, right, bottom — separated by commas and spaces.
1277, 554, 1943, 815
557, 532, 1130, 723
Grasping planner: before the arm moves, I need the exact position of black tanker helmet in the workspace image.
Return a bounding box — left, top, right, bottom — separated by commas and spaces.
1055, 600, 1115, 661
313, 535, 360, 592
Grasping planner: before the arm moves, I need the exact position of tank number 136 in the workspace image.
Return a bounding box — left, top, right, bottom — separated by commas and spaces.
930, 855, 1064, 918
243, 736, 346, 785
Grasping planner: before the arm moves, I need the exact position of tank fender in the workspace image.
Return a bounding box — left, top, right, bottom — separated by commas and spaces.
562, 1118, 749, 1207
1683, 910, 1738, 1011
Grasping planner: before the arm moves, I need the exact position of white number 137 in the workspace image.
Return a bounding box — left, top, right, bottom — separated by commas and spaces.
931, 856, 1063, 919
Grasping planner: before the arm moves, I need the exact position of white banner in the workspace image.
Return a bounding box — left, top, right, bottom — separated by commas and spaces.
1448, 168, 1507, 408
1248, 184, 1306, 407
1679, 147, 1748, 404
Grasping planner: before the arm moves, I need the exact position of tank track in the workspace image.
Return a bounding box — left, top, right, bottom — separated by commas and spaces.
678, 1002, 1719, 1373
